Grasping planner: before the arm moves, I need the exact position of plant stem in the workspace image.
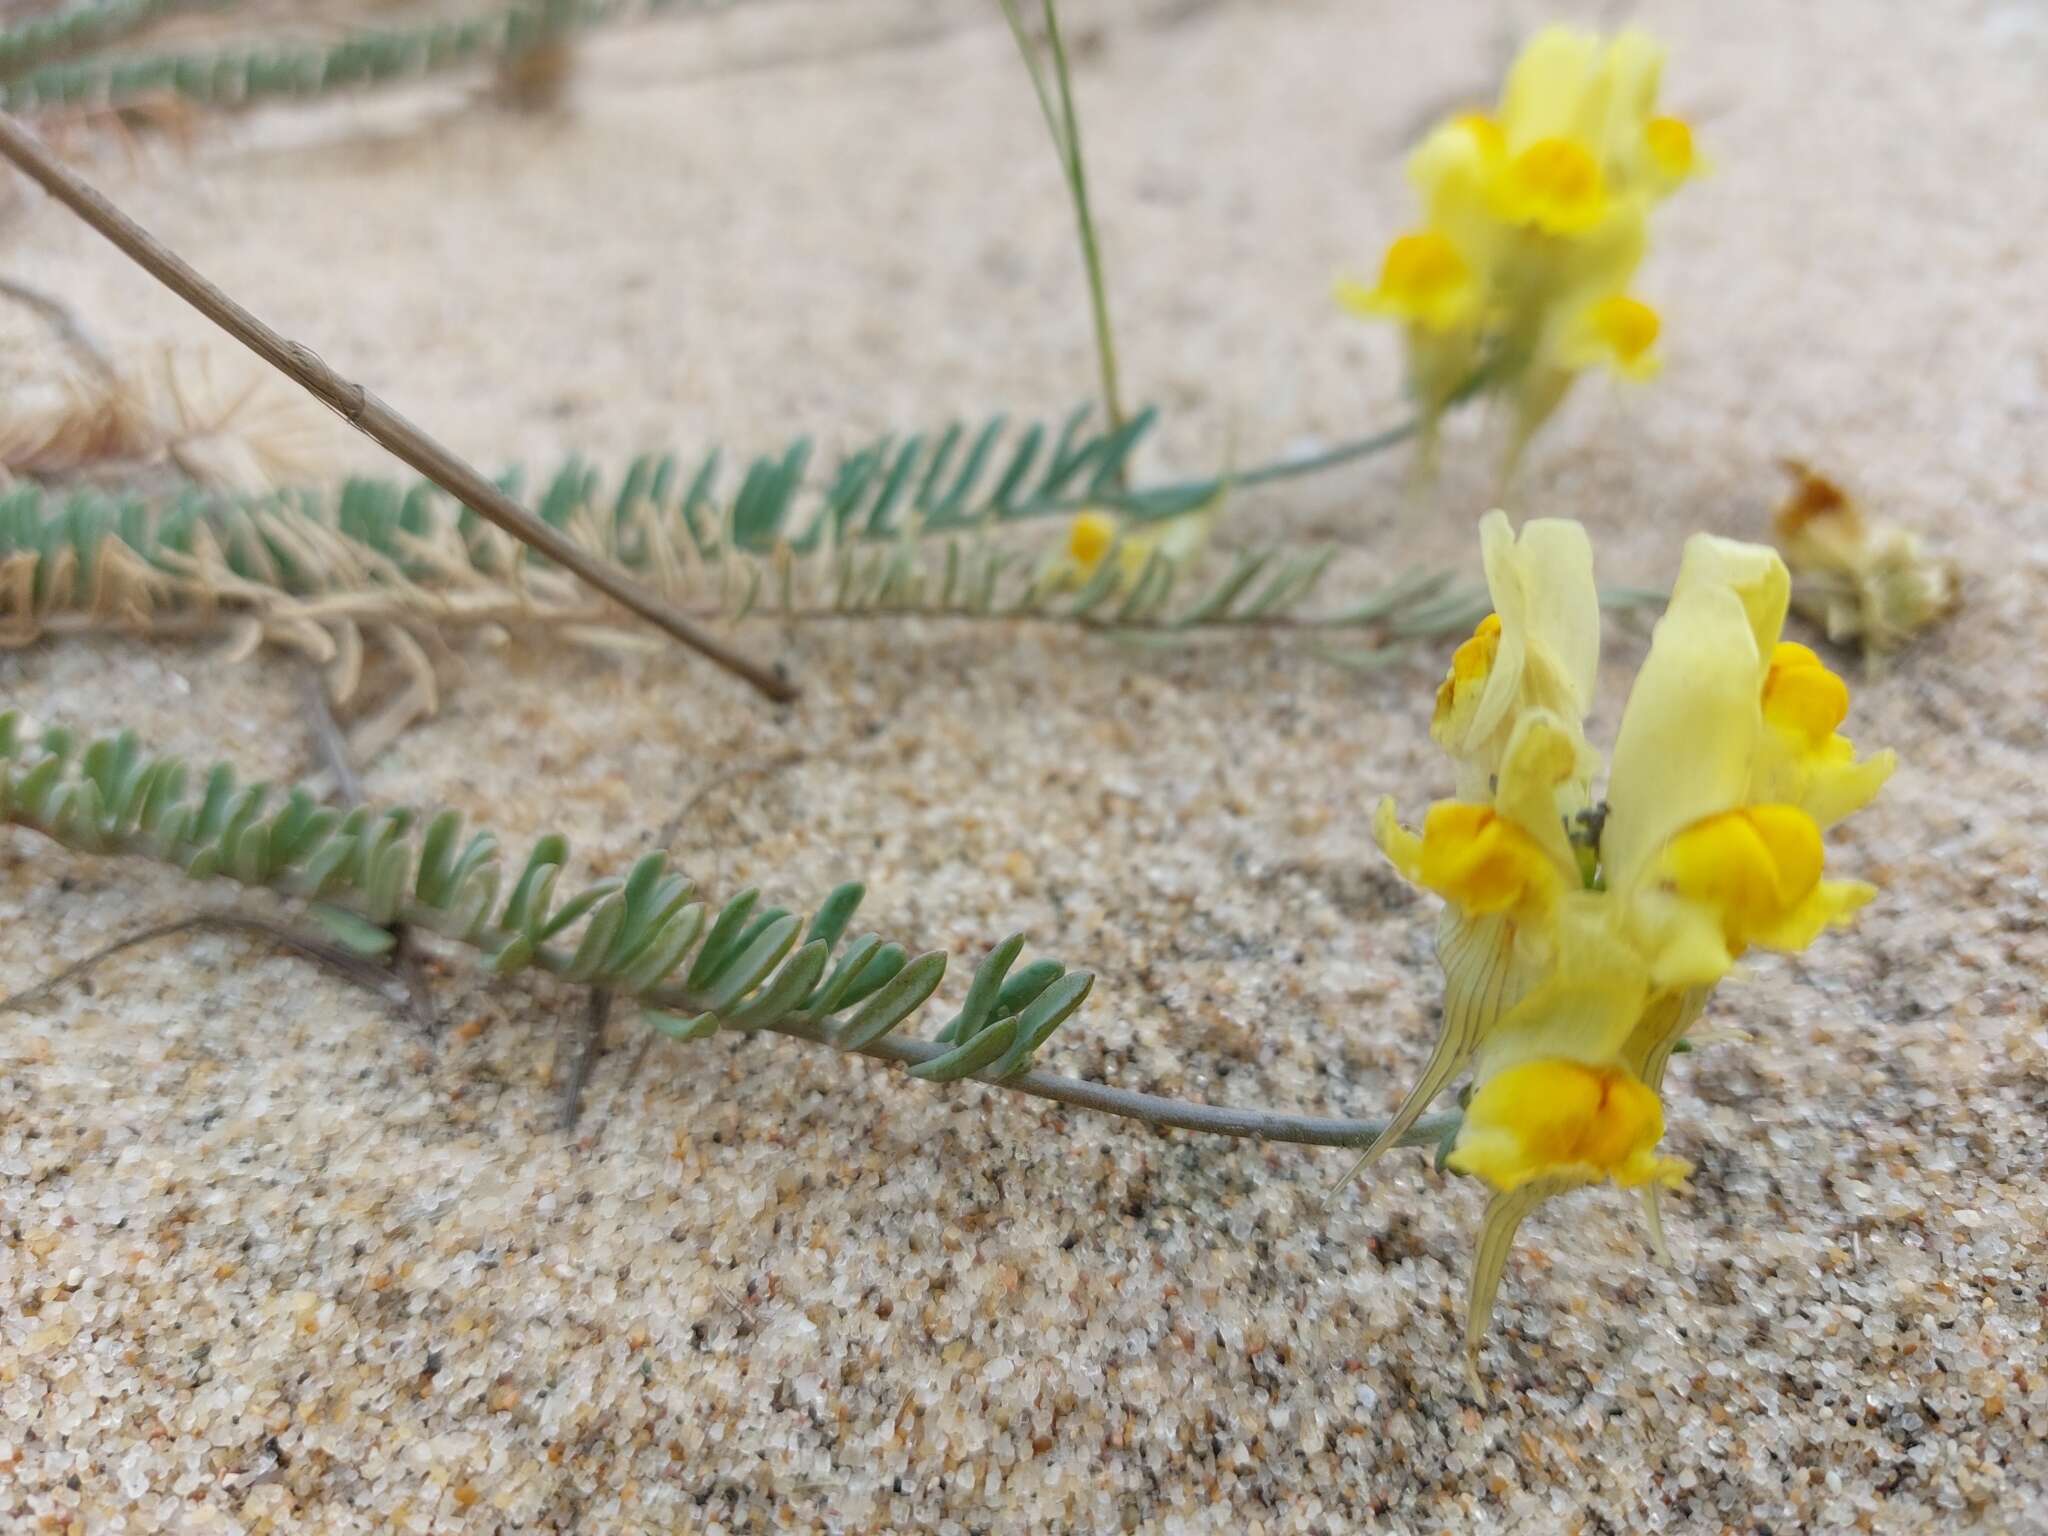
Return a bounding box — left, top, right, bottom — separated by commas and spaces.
0, 109, 798, 704
560, 986, 612, 1130
762, 1011, 1460, 1151
1042, 0, 1123, 441
1000, 0, 1126, 442
1, 792, 1458, 1158
0, 913, 412, 1013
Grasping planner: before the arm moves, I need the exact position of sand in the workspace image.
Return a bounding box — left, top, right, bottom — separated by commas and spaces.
3, 0, 2046, 1529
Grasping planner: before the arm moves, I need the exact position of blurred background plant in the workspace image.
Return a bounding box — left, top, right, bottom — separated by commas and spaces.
1340, 25, 1699, 481
0, 0, 1511, 751
1772, 460, 1958, 665
0, 0, 685, 122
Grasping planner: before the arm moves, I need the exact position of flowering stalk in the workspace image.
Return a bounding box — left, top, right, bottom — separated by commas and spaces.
1346, 511, 1893, 1391
1341, 28, 1701, 474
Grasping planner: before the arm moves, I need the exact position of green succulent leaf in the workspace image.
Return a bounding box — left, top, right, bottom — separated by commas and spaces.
935, 933, 1025, 1044
908, 1015, 1020, 1082
832, 950, 947, 1050
992, 970, 1093, 1078
307, 903, 399, 957
701, 912, 802, 1014
643, 1009, 720, 1043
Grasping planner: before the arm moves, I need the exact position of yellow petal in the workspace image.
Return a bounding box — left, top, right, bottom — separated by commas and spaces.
1409, 113, 1506, 235
1351, 230, 1479, 332
1590, 295, 1661, 376
1757, 876, 1877, 953
1637, 806, 1875, 986
1602, 581, 1764, 895
1497, 136, 1609, 234
1449, 1058, 1687, 1193
1371, 795, 1425, 884
1334, 276, 1379, 320
1754, 642, 1897, 826
1463, 905, 1648, 1072
1432, 612, 1504, 750
1067, 510, 1118, 572
1467, 512, 1601, 751
1499, 28, 1603, 145
1790, 747, 1897, 830
1645, 116, 1696, 181
1665, 804, 1825, 936
1762, 641, 1848, 746
1439, 512, 1601, 799
1600, 30, 1668, 137
1492, 709, 1591, 884
1411, 801, 1565, 919
1668, 532, 1791, 667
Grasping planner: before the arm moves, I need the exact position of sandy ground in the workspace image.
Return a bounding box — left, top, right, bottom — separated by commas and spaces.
4, 0, 2048, 1530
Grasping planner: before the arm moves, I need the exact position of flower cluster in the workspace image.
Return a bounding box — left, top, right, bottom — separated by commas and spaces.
1340, 28, 1699, 471
1354, 511, 1893, 1389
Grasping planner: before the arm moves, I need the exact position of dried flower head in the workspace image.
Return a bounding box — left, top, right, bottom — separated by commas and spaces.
0, 345, 336, 492
1773, 460, 1959, 660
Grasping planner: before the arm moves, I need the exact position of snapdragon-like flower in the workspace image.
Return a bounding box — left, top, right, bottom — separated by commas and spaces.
1353, 510, 1893, 1390
1339, 27, 1699, 472
1047, 507, 1213, 593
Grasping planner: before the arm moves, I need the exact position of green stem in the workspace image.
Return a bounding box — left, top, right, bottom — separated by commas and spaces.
1041, 0, 1123, 440
1, 732, 1459, 1157
1000, 0, 1126, 444
1104, 415, 1425, 520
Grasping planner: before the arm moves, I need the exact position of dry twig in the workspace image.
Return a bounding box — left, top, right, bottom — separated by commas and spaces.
0, 109, 798, 703
1, 912, 411, 1014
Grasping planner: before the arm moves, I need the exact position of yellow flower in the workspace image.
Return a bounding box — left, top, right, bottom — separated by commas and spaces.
1448, 1058, 1686, 1194
1581, 294, 1661, 377
1645, 116, 1698, 184
1380, 799, 1566, 925
1067, 509, 1122, 574
1049, 507, 1212, 593
1496, 137, 1608, 234
1342, 26, 1696, 474
1761, 641, 1848, 747
1351, 515, 1892, 1385
1430, 510, 1601, 799
1754, 641, 1898, 826
1336, 230, 1477, 333
1354, 708, 1587, 1179
1640, 804, 1873, 986
1601, 536, 1887, 991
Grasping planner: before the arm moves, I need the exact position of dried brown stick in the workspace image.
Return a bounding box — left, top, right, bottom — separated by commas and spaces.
0, 913, 411, 1015
0, 110, 798, 704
